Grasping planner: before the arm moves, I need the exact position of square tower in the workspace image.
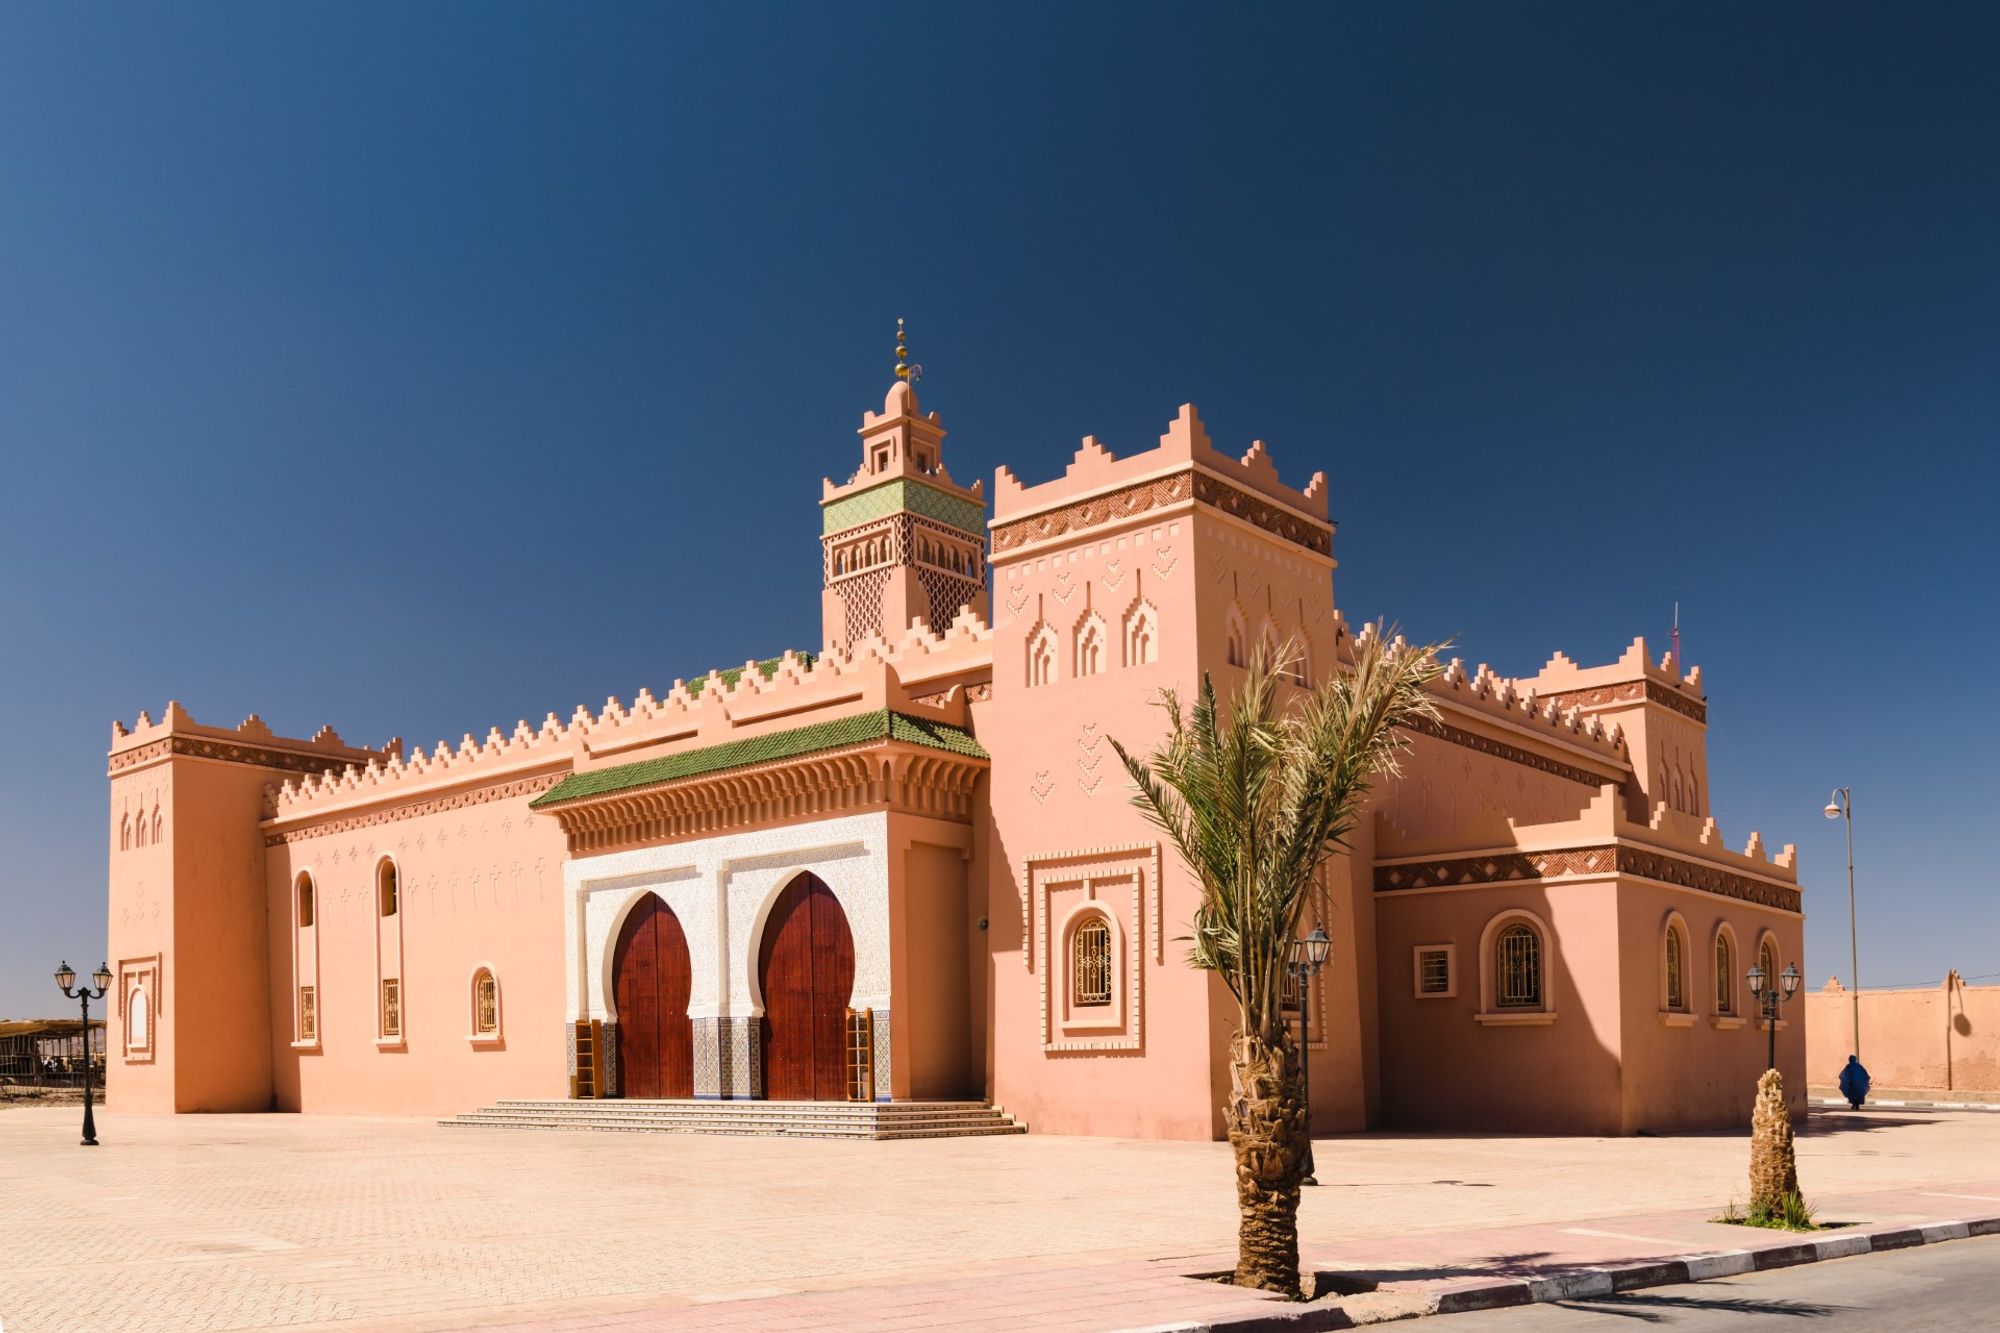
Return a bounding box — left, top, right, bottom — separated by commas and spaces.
820, 376, 988, 652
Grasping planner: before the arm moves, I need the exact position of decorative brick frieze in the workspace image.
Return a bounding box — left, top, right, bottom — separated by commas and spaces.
263, 774, 563, 846
109, 735, 362, 778
1374, 843, 1801, 913
1412, 717, 1610, 789
992, 467, 1332, 558
1537, 679, 1708, 725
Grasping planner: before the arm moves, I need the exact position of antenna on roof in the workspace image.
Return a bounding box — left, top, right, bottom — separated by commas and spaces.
1671, 602, 1681, 672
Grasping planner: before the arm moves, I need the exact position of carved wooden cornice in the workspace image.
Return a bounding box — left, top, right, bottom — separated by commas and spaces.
1538, 680, 1708, 725
1412, 716, 1613, 788
263, 774, 564, 846
545, 741, 988, 855
990, 468, 1332, 558
1374, 842, 1801, 913
110, 735, 369, 778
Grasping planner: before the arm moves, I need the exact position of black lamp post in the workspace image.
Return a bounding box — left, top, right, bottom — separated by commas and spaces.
1289, 924, 1333, 1187
53, 960, 111, 1146
1747, 959, 1801, 1074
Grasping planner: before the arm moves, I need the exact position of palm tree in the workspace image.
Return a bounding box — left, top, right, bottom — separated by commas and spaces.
1112, 627, 1444, 1295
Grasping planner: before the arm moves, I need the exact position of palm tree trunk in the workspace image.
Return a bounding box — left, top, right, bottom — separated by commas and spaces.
1228, 1031, 1306, 1294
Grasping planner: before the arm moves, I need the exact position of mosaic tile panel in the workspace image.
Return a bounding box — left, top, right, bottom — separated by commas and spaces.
693, 1017, 722, 1098
872, 1008, 892, 1101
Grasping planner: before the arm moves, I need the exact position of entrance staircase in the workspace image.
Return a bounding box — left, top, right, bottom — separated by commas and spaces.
439, 1098, 1027, 1140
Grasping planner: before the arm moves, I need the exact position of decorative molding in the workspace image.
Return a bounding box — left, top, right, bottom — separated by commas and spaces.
264, 774, 563, 846
110, 735, 364, 778
1413, 716, 1610, 788
908, 679, 993, 706
1018, 842, 1163, 971
545, 744, 984, 855
1023, 847, 1157, 1053
1538, 680, 1708, 725
992, 468, 1331, 558
1373, 842, 1802, 913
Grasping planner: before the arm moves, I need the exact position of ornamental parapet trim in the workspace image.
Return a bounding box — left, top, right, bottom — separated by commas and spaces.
1411, 716, 1617, 789
1373, 842, 1801, 913
1537, 679, 1709, 725
542, 741, 989, 854
110, 734, 373, 779
262, 773, 566, 846
989, 466, 1332, 558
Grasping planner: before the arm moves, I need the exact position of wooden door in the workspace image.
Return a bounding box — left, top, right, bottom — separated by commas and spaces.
611, 892, 693, 1098
758, 874, 856, 1100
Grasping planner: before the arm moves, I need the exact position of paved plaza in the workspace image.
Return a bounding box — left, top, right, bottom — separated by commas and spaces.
3, 1106, 1999, 1332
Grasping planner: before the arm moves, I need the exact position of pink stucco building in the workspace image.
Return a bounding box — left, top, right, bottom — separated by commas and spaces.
104, 355, 1807, 1137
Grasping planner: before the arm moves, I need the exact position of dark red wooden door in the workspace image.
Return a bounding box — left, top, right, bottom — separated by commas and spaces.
758, 874, 856, 1100
612, 893, 693, 1098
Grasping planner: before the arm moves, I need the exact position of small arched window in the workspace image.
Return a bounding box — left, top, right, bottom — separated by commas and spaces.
128, 986, 149, 1050
152, 808, 163, 844
1665, 923, 1687, 1011
472, 968, 500, 1038
378, 861, 399, 917
120, 814, 131, 851
1760, 938, 1779, 989
1076, 619, 1105, 677
1715, 932, 1735, 1014
1225, 608, 1247, 668
133, 812, 147, 848
297, 873, 315, 928
1495, 923, 1542, 1009
1072, 918, 1112, 1007
1028, 626, 1057, 688
1125, 603, 1158, 667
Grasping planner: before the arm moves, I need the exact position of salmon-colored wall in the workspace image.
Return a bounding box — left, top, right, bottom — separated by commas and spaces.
265, 785, 570, 1115
889, 820, 976, 1099
107, 764, 179, 1112
1807, 976, 2000, 1094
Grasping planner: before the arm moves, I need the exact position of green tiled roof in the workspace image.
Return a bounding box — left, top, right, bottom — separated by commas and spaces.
822, 478, 987, 537
682, 653, 816, 697
531, 708, 987, 808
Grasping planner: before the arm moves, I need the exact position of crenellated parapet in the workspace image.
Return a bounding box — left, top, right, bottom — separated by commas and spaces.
109, 701, 392, 780
1512, 636, 1706, 725
1417, 635, 1632, 787
263, 613, 1000, 827
990, 404, 1331, 560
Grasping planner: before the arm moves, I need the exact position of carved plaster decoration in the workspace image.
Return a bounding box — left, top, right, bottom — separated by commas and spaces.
1031, 770, 1055, 804
1103, 559, 1125, 589
1373, 843, 1800, 913
1052, 570, 1076, 604
1152, 545, 1178, 579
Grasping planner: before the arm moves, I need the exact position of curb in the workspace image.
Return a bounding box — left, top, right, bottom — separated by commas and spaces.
1813, 1097, 2000, 1113
1142, 1211, 2000, 1330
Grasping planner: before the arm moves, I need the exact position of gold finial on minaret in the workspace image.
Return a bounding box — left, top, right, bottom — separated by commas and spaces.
895, 317, 922, 384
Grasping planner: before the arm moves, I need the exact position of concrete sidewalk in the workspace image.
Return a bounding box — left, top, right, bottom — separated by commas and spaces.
330, 1180, 2000, 1332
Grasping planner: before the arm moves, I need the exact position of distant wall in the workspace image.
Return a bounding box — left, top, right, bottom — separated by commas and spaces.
1807, 973, 2000, 1094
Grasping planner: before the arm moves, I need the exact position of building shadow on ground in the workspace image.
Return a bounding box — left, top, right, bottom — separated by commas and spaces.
1547, 1292, 1850, 1322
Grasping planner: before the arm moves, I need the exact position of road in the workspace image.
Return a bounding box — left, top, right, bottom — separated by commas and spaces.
1438, 1234, 2000, 1330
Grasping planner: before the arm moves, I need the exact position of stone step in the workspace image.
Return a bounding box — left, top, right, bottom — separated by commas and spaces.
439, 1098, 1026, 1140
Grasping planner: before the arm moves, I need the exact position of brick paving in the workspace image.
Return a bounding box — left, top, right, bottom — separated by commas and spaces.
2, 1105, 1997, 1332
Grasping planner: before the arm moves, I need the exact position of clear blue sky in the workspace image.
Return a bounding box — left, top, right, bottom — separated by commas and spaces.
2, 5, 1994, 1020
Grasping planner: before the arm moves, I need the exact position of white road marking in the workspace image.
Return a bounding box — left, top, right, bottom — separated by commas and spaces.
1561, 1227, 1691, 1246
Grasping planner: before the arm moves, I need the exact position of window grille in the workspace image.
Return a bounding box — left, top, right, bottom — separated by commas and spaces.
845, 1008, 874, 1102
1715, 936, 1734, 1013
1495, 924, 1542, 1008
1418, 949, 1451, 995
299, 985, 317, 1041
1666, 927, 1686, 1010
1760, 940, 1778, 988
474, 972, 498, 1035
381, 978, 401, 1038
1072, 919, 1113, 1007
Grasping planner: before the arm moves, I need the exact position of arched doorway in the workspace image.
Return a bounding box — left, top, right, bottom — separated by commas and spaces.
758, 873, 856, 1100
612, 892, 693, 1098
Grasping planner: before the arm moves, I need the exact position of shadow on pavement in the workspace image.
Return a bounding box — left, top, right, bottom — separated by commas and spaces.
1551, 1291, 1852, 1322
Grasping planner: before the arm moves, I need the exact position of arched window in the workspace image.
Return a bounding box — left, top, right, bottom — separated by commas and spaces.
1665, 922, 1687, 1011
1028, 625, 1057, 687
1124, 602, 1158, 667
120, 814, 130, 851
1760, 938, 1779, 990
128, 986, 149, 1050
1072, 917, 1112, 1007
152, 808, 163, 844
133, 812, 147, 848
1076, 617, 1106, 677
1225, 607, 1247, 668
378, 860, 399, 917
1494, 923, 1543, 1009
1258, 617, 1283, 670
1714, 930, 1735, 1015
297, 873, 315, 928
471, 968, 500, 1039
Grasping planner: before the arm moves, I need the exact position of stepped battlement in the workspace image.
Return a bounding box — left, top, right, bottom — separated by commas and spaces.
1429, 642, 1631, 766
991, 403, 1329, 528
108, 701, 392, 778
1514, 637, 1705, 707
263, 611, 998, 823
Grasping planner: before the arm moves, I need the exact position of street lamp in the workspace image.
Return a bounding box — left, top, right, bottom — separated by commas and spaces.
1289, 924, 1332, 1186
1747, 959, 1801, 1074
1824, 787, 1868, 1106
53, 960, 111, 1146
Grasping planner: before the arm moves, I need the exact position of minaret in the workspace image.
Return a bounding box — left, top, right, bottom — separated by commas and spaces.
820, 321, 988, 652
